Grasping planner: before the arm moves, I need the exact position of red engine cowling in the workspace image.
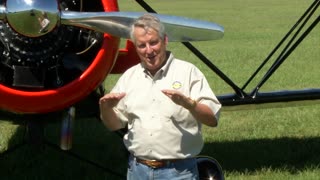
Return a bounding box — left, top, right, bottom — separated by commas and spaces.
0, 0, 121, 113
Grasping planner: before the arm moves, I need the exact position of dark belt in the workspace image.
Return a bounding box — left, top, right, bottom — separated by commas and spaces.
136, 158, 178, 169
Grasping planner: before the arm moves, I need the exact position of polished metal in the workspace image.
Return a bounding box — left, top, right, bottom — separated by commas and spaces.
196, 156, 224, 180
4, 0, 59, 37
60, 11, 224, 41
0, 0, 224, 41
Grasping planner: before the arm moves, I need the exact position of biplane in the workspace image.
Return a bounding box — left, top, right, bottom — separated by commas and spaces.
0, 0, 319, 179
0, 0, 319, 114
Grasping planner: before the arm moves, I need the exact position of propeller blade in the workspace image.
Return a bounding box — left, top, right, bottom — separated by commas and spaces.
0, 6, 5, 20
60, 11, 224, 42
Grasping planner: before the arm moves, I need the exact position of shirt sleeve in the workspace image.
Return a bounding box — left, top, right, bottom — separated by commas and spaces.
189, 67, 222, 121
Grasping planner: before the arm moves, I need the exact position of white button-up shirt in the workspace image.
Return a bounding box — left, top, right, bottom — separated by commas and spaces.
111, 52, 221, 160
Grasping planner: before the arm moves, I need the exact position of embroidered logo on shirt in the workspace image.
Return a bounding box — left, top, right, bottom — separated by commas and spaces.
172, 81, 182, 89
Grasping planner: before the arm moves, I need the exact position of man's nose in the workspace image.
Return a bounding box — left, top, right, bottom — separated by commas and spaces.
146, 44, 153, 54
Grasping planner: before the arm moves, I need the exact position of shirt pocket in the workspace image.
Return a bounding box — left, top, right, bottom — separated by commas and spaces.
140, 113, 163, 130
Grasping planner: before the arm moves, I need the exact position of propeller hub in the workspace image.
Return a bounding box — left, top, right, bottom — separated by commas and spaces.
6, 0, 59, 37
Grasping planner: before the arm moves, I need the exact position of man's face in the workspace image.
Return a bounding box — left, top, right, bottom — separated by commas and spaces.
133, 27, 168, 75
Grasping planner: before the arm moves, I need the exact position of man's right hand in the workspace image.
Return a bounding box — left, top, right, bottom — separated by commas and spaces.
99, 92, 126, 131
99, 92, 126, 108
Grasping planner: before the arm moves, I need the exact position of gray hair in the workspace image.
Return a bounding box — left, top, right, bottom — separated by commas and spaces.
130, 14, 166, 43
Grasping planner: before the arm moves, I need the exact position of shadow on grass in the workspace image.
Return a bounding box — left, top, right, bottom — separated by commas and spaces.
1, 108, 319, 179
0, 109, 128, 180
201, 137, 320, 173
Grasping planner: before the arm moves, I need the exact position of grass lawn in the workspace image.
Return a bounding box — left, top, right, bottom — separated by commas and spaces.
1, 0, 319, 179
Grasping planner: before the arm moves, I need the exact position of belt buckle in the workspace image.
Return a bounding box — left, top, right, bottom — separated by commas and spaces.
136, 158, 171, 169
149, 160, 161, 168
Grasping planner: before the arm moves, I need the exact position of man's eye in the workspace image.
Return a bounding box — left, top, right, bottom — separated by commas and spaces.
150, 41, 159, 46
137, 44, 146, 49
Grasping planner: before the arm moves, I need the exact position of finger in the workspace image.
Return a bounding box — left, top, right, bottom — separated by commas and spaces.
99, 92, 125, 102
161, 89, 175, 96
117, 92, 126, 98
162, 92, 173, 99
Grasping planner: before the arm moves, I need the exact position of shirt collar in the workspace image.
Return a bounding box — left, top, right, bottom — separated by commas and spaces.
141, 51, 174, 78
160, 51, 174, 77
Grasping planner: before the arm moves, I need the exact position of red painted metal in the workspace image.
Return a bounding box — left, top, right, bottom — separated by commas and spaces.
111, 40, 140, 74
0, 0, 121, 113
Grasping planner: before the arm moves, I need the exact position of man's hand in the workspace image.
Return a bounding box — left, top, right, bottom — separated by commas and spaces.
99, 92, 126, 108
99, 92, 126, 131
161, 90, 196, 110
162, 89, 217, 127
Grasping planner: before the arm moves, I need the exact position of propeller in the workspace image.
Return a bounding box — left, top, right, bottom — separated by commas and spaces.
61, 11, 224, 42
1, 0, 224, 41
0, 0, 224, 113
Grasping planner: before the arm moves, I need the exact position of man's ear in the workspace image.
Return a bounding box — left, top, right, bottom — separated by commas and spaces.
164, 34, 169, 44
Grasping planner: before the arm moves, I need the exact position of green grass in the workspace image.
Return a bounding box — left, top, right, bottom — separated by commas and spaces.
1, 0, 320, 179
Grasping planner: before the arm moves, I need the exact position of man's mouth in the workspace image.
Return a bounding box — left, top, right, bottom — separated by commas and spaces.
147, 55, 156, 61
147, 54, 156, 58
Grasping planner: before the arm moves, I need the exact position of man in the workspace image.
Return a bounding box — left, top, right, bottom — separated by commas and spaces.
38, 11, 50, 33
99, 14, 221, 180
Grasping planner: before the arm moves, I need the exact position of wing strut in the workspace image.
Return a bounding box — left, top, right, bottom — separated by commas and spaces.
136, 0, 320, 109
